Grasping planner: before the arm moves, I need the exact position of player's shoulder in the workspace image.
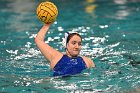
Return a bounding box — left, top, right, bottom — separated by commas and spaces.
82, 56, 95, 68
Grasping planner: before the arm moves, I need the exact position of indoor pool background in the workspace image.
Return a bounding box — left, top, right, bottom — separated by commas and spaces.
0, 0, 140, 93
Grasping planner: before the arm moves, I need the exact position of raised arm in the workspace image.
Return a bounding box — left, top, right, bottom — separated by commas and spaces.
35, 24, 63, 69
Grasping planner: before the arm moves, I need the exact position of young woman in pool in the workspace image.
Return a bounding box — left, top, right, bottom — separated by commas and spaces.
35, 23, 95, 76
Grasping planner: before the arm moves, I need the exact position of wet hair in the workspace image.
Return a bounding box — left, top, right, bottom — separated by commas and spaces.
66, 33, 82, 44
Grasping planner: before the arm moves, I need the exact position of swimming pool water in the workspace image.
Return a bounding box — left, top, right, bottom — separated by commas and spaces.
0, 0, 140, 93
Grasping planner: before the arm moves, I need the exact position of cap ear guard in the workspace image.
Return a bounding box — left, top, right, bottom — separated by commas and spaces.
62, 32, 69, 48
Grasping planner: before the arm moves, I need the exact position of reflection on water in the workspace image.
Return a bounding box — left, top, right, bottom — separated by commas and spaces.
0, 0, 140, 93
113, 0, 130, 20
5, 0, 37, 32
85, 0, 97, 14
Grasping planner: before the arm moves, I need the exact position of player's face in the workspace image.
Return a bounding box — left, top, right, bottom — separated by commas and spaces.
66, 35, 82, 57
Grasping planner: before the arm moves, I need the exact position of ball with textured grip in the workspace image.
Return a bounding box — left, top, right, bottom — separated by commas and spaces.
36, 1, 58, 24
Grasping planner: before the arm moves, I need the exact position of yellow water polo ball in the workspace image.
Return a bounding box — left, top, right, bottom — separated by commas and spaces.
36, 1, 58, 24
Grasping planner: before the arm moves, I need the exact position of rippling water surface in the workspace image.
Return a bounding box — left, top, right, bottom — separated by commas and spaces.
0, 0, 140, 93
